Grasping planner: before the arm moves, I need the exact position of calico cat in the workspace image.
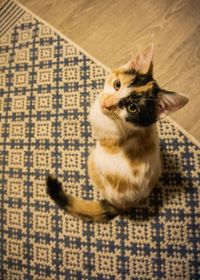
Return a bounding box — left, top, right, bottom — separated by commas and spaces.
47, 44, 188, 221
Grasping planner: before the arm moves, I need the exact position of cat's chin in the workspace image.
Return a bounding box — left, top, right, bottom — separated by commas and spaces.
89, 97, 139, 140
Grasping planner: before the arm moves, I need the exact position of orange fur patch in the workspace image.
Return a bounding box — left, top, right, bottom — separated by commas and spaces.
99, 138, 121, 154
105, 173, 139, 193
132, 81, 154, 94
71, 198, 103, 217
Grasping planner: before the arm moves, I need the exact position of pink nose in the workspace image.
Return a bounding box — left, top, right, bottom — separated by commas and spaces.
101, 100, 111, 109
101, 96, 116, 110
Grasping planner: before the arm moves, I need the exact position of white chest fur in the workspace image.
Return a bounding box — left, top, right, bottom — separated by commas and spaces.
94, 143, 132, 178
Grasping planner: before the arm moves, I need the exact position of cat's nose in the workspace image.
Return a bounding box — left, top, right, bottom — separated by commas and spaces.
100, 95, 117, 110
101, 100, 112, 110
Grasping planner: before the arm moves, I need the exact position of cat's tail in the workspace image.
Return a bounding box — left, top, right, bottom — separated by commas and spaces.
46, 175, 120, 222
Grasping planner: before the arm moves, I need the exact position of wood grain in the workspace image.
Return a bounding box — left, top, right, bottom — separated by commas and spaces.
4, 0, 200, 141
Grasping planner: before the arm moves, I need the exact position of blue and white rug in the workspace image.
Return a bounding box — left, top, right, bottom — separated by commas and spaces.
0, 0, 199, 279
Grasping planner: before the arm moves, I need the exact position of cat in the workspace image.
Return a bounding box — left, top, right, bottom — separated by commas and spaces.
46, 44, 188, 222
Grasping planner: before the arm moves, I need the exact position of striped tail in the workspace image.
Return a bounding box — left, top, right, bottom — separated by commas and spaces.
46, 175, 120, 222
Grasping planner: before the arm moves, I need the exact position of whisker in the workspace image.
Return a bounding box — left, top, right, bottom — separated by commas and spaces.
103, 109, 114, 120
102, 108, 126, 138
111, 111, 126, 138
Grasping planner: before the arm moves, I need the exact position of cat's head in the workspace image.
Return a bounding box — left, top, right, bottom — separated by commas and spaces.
90, 44, 189, 137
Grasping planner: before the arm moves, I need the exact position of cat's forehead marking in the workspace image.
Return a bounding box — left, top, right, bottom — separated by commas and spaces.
107, 68, 136, 86
131, 81, 154, 94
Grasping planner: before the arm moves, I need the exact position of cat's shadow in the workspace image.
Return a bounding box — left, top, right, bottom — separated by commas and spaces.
127, 150, 186, 221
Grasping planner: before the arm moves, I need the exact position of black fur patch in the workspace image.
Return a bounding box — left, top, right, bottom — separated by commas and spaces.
129, 73, 153, 87
125, 99, 157, 126
100, 200, 120, 220
46, 175, 72, 210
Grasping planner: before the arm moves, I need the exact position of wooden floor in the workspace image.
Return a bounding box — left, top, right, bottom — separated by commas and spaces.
4, 0, 200, 142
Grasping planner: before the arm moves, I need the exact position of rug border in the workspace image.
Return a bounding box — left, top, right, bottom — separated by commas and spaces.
2, 0, 200, 149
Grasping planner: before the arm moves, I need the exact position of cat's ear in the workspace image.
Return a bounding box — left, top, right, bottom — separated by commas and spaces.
157, 90, 189, 119
127, 44, 154, 74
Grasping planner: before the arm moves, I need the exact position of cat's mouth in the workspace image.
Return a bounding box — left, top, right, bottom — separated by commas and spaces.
101, 107, 114, 118
101, 104, 119, 119
101, 106, 124, 126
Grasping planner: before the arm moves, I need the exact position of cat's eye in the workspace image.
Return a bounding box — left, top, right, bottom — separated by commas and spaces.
127, 103, 137, 113
113, 79, 121, 91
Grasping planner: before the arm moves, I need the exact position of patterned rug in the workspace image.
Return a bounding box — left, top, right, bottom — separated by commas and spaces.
0, 0, 200, 279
